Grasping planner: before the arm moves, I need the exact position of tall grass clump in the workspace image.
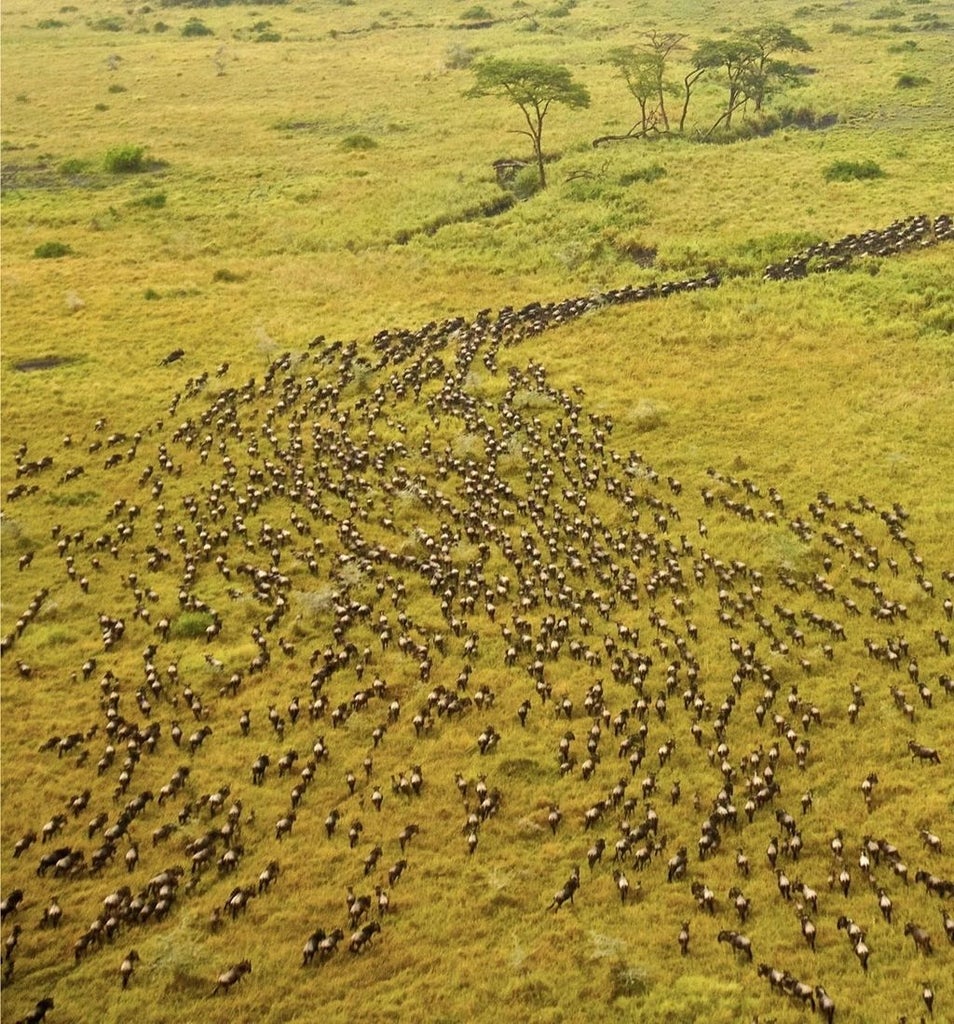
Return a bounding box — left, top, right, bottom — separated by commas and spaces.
823, 159, 886, 181
182, 17, 214, 37
103, 145, 148, 173
340, 134, 378, 151
33, 241, 72, 259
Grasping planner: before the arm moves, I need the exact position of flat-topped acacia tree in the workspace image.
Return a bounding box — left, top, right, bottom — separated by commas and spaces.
468, 57, 590, 189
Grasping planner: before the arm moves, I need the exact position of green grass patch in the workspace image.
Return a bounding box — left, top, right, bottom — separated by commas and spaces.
823, 158, 886, 181
171, 611, 216, 639
619, 163, 667, 185
340, 133, 379, 151
33, 240, 72, 259
90, 15, 124, 30
182, 17, 213, 37
129, 191, 167, 209
103, 145, 148, 173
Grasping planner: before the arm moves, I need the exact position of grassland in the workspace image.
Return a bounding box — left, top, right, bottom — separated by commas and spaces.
2, 0, 953, 1022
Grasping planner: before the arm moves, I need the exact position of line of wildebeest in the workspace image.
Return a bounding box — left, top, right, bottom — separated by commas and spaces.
2, 212, 952, 1024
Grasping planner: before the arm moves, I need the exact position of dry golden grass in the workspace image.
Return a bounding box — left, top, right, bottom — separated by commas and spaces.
2, 1, 953, 1022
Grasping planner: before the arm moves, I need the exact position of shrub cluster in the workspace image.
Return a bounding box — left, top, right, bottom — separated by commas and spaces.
823, 159, 886, 182
104, 145, 147, 173
34, 241, 72, 259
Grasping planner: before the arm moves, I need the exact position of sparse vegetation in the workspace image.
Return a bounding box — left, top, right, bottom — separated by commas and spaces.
823, 158, 886, 181
896, 72, 929, 87
32, 240, 72, 258
339, 133, 378, 150
181, 16, 213, 36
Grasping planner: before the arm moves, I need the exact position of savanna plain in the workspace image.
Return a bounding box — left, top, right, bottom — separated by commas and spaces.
1, 0, 953, 1021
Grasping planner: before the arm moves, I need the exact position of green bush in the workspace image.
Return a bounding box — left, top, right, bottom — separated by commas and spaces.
144, 287, 161, 300
182, 17, 213, 36
896, 72, 929, 88
91, 15, 124, 30
34, 241, 73, 259
108, 83, 127, 93
38, 18, 66, 28
340, 134, 378, 151
511, 164, 542, 200
461, 5, 492, 19
171, 611, 216, 639
59, 157, 88, 175
104, 145, 147, 173
823, 159, 886, 182
255, 30, 282, 41
154, 21, 169, 31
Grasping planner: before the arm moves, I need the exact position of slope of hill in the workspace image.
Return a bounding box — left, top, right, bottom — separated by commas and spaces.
2, 1, 953, 1022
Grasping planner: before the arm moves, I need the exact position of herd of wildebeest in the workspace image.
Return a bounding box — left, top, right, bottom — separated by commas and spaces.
2, 214, 952, 1024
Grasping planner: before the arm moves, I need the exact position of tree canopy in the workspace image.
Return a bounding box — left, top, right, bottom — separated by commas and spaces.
468, 57, 590, 188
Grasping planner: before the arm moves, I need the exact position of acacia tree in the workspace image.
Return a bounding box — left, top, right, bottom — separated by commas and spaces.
606, 47, 665, 134
468, 57, 590, 188
640, 30, 686, 131
690, 24, 812, 133
742, 23, 812, 112
693, 37, 760, 130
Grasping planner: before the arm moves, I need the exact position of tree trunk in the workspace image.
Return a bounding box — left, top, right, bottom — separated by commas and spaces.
680, 69, 705, 132
656, 82, 669, 131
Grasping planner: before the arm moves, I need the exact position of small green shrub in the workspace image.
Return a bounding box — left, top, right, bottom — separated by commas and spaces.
461, 5, 493, 19
34, 241, 73, 259
94, 103, 109, 111
104, 145, 147, 173
511, 164, 542, 200
340, 134, 378, 151
91, 15, 124, 30
108, 83, 127, 93
171, 611, 216, 639
131, 192, 167, 209
59, 157, 88, 175
38, 18, 66, 28
212, 267, 244, 282
830, 21, 853, 32
144, 287, 161, 300
870, 4, 904, 18
895, 72, 929, 87
154, 21, 169, 31
255, 30, 282, 41
182, 17, 213, 37
823, 159, 886, 182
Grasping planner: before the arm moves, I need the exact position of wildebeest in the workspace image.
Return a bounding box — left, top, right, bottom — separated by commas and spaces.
212, 958, 251, 995
120, 949, 140, 988
904, 921, 934, 955
908, 740, 941, 764
15, 997, 54, 1024
717, 929, 752, 960
349, 920, 381, 953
